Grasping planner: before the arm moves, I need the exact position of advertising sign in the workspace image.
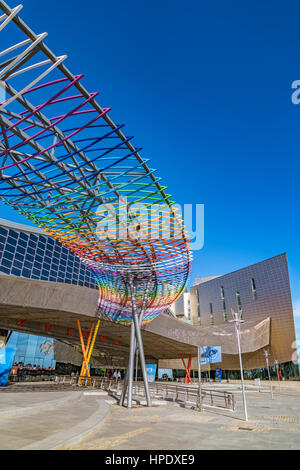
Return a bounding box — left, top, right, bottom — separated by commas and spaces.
199, 346, 222, 365
158, 368, 173, 381
146, 364, 157, 383
0, 346, 16, 386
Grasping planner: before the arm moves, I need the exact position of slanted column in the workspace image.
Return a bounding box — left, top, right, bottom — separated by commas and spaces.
120, 273, 152, 408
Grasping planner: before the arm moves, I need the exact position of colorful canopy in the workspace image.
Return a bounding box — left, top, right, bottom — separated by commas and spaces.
0, 1, 192, 324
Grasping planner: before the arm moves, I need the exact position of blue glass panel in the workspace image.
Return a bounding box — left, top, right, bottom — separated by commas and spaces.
8, 230, 19, 239
0, 347, 16, 386
5, 244, 16, 254
1, 258, 12, 268
13, 260, 23, 269
14, 253, 24, 262
0, 266, 10, 274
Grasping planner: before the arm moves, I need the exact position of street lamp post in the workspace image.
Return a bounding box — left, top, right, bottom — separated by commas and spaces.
230, 309, 248, 421
264, 349, 274, 399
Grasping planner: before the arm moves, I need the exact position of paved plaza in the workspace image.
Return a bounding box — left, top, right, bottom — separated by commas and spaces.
70, 385, 300, 450
0, 381, 299, 450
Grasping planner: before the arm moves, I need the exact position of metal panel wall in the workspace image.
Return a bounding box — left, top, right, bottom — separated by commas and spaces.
189, 254, 297, 369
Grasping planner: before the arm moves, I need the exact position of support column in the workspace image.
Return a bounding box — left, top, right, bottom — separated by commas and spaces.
77, 320, 93, 386
180, 353, 193, 385
77, 319, 101, 386
135, 347, 139, 393
81, 319, 101, 379
130, 276, 152, 407
127, 318, 136, 408
120, 274, 152, 408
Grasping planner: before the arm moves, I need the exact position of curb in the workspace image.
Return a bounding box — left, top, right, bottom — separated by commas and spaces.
51, 399, 111, 450
18, 398, 111, 450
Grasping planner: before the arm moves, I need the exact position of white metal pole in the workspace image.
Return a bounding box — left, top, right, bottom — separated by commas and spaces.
275, 359, 281, 392
197, 347, 203, 412
264, 350, 273, 399
235, 321, 248, 421
230, 309, 249, 422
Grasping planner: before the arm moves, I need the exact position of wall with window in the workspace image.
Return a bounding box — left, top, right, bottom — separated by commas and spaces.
190, 254, 297, 369
0, 220, 100, 377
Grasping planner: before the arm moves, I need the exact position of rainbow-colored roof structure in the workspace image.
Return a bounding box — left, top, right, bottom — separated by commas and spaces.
0, 1, 192, 325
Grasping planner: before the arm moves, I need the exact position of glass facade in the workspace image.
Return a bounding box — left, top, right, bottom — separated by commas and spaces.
0, 219, 98, 376
251, 278, 257, 300
196, 289, 201, 325
9, 332, 56, 369
0, 223, 97, 289
209, 302, 214, 325
220, 286, 228, 322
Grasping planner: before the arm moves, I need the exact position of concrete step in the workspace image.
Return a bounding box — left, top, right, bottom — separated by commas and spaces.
83, 391, 108, 397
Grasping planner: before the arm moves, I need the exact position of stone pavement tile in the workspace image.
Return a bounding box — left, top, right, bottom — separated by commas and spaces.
1, 383, 300, 450
0, 394, 109, 450
71, 388, 300, 450
0, 390, 80, 412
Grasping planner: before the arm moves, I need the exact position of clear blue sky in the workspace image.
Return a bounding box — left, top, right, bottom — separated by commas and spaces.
2, 0, 300, 340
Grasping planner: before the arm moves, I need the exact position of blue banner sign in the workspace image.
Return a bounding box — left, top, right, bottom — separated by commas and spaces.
146, 364, 157, 383
158, 368, 173, 381
0, 346, 16, 386
199, 346, 222, 365
215, 368, 222, 382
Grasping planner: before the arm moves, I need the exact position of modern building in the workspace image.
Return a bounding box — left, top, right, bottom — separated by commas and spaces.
189, 253, 298, 373
0, 217, 99, 374
159, 254, 299, 378
0, 218, 207, 377
170, 291, 192, 323
0, 216, 298, 379
193, 276, 221, 286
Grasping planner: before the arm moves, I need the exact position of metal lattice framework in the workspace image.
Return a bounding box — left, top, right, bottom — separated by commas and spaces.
0, 1, 192, 325
0, 1, 192, 405
0, 0, 191, 407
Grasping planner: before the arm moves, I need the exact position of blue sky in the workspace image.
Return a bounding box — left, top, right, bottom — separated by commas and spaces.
2, 0, 300, 343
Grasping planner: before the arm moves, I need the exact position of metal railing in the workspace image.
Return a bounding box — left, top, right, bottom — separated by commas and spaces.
146, 382, 235, 411
57, 376, 235, 411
